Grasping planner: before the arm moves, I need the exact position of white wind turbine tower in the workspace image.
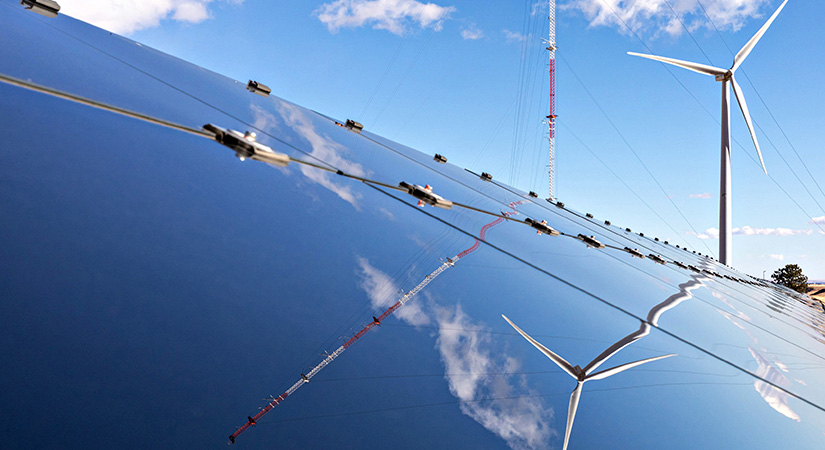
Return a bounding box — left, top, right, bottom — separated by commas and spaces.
628, 0, 787, 266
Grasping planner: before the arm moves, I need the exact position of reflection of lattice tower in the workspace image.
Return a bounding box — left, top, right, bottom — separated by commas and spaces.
546, 0, 557, 200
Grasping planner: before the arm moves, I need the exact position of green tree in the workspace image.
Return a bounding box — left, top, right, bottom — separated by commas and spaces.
771, 264, 808, 293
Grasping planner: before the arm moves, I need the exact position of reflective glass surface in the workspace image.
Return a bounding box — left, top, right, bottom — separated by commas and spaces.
2, 3, 824, 449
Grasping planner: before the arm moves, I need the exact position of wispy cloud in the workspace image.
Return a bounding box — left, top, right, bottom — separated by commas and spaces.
735, 226, 812, 237
60, 0, 243, 35
315, 0, 455, 35
564, 0, 770, 37
688, 227, 719, 240
461, 24, 484, 40
356, 257, 430, 326
435, 305, 553, 449
811, 216, 825, 225
689, 193, 712, 199
689, 226, 813, 240
274, 100, 367, 209
503, 29, 529, 43
769, 254, 785, 261
354, 258, 553, 448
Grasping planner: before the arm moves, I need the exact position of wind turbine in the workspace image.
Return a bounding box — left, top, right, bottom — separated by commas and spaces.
628, 0, 787, 266
501, 315, 676, 450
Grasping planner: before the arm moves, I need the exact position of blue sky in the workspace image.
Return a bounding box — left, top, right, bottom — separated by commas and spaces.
59, 0, 825, 280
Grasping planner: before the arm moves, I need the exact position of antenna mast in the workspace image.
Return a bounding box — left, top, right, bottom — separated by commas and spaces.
545, 0, 557, 200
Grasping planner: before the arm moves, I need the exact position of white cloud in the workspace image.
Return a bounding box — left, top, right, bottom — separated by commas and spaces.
734, 226, 812, 237
503, 29, 529, 43
689, 193, 712, 199
435, 305, 553, 450
689, 226, 813, 239
564, 0, 770, 37
769, 254, 785, 261
315, 0, 455, 35
811, 216, 825, 225
59, 0, 242, 35
172, 1, 210, 22
356, 257, 430, 326
687, 227, 719, 240
461, 24, 484, 40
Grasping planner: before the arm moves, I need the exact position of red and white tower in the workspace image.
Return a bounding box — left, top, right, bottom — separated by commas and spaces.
545, 0, 557, 200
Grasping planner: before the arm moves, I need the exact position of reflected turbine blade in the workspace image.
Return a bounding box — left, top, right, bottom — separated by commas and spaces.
587, 354, 677, 381
501, 315, 577, 378
563, 382, 583, 450
627, 52, 725, 77
732, 0, 788, 72
583, 323, 650, 375
731, 76, 767, 174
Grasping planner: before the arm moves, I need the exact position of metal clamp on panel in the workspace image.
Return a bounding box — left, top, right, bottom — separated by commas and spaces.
577, 234, 605, 249
246, 80, 271, 97
623, 247, 645, 259
688, 265, 701, 273
525, 218, 560, 236
528, 191, 538, 198
399, 182, 453, 209
480, 172, 493, 182
203, 124, 290, 167
586, 213, 594, 219
673, 261, 688, 269
648, 254, 667, 265
21, 0, 60, 17
345, 119, 364, 133
433, 154, 447, 164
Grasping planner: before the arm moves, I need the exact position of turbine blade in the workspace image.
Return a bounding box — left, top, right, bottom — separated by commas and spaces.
732, 0, 788, 72
731, 76, 768, 174
501, 315, 577, 378
586, 353, 677, 381
563, 382, 583, 450
627, 52, 725, 77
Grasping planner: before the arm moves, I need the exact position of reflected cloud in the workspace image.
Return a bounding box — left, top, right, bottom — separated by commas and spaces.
354, 257, 552, 449
436, 305, 553, 450
256, 100, 368, 209
356, 257, 429, 326
749, 348, 801, 422
716, 298, 803, 422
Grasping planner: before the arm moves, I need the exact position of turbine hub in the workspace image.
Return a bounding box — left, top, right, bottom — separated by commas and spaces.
715, 71, 732, 82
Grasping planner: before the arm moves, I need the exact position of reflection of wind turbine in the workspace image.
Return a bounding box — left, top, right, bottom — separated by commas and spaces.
628, 0, 787, 267
502, 315, 676, 450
